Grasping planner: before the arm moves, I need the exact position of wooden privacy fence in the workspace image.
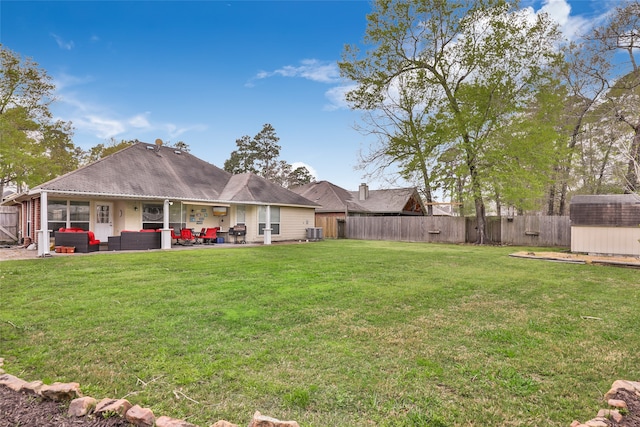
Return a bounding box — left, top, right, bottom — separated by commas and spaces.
345, 215, 571, 247
0, 206, 20, 243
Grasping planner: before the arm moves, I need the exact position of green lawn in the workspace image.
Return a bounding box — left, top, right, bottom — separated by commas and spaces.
1, 240, 638, 426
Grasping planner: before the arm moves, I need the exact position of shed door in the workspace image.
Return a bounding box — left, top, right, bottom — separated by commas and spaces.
95, 203, 113, 241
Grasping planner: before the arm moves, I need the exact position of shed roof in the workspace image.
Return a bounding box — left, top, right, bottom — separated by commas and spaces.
570, 194, 640, 205
570, 194, 640, 227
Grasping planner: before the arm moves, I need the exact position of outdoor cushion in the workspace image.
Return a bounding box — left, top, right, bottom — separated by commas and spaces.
87, 231, 100, 245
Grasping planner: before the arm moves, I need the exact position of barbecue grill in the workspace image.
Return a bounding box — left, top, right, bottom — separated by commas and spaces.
229, 224, 246, 244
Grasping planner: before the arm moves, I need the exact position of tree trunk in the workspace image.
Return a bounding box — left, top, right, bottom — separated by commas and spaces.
624, 125, 640, 194
474, 196, 487, 244
546, 183, 556, 215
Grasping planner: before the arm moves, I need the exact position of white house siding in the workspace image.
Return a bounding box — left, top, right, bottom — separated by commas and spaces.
279, 206, 316, 241
571, 226, 640, 256
238, 205, 314, 243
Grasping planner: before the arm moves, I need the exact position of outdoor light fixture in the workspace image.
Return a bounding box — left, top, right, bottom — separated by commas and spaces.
134, 206, 138, 211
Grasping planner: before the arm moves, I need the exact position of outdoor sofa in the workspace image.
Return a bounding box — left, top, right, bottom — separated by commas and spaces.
54, 228, 101, 253
108, 229, 162, 251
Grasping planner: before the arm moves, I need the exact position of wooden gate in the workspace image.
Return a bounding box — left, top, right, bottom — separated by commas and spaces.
0, 206, 19, 243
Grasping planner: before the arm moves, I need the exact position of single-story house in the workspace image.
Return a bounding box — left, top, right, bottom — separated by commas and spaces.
11, 142, 319, 256
570, 194, 640, 257
290, 181, 428, 238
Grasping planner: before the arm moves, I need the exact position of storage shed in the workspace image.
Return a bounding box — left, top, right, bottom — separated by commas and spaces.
570, 194, 640, 256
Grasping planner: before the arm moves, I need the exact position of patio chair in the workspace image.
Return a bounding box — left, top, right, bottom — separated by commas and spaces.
200, 227, 218, 244
194, 227, 207, 244
170, 228, 182, 245
180, 228, 196, 245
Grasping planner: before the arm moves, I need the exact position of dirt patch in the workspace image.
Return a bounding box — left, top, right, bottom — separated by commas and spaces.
0, 386, 130, 427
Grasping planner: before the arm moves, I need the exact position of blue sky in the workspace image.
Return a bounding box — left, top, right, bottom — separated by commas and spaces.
1, 0, 620, 192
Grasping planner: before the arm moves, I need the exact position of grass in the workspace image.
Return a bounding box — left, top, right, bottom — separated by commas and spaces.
1, 240, 639, 426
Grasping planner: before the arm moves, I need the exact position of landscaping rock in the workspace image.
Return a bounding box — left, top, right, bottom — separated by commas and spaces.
40, 381, 82, 401
95, 397, 133, 417
125, 404, 156, 427
605, 380, 640, 400
22, 380, 44, 395
155, 415, 199, 427
0, 373, 29, 392
608, 398, 628, 409
210, 421, 239, 427
68, 396, 98, 417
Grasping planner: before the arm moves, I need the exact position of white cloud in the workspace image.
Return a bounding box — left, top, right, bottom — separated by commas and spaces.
50, 72, 208, 144
247, 59, 341, 87
51, 33, 74, 50
76, 115, 126, 139
53, 73, 94, 91
535, 0, 595, 40
163, 123, 208, 139
323, 84, 355, 111
129, 113, 151, 129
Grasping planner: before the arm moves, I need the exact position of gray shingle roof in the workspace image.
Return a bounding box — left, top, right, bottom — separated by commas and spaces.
30, 143, 318, 207
291, 180, 424, 214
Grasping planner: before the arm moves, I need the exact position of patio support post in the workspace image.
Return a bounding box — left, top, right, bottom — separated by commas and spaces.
264, 204, 272, 245
161, 199, 171, 249
37, 191, 50, 257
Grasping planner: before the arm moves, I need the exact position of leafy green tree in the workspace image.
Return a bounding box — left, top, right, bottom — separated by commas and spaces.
224, 124, 314, 188
82, 138, 189, 165
82, 138, 138, 164
0, 45, 76, 195
287, 165, 314, 188
339, 0, 562, 242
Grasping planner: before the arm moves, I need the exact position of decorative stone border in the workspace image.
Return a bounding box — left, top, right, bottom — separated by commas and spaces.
570, 380, 640, 427
0, 358, 299, 427
3, 355, 636, 427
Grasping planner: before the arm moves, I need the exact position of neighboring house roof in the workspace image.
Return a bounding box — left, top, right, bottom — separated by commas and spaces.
23, 142, 318, 207
291, 180, 426, 215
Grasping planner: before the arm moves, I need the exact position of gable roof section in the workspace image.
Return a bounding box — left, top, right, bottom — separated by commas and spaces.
291, 181, 425, 215
357, 186, 424, 214
29, 142, 318, 207
291, 180, 364, 213
219, 173, 320, 207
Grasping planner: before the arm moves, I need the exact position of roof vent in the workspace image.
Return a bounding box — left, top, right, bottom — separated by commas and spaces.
174, 150, 181, 154
146, 145, 155, 150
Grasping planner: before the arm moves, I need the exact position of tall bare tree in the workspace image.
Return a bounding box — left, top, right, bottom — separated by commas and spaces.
591, 1, 640, 193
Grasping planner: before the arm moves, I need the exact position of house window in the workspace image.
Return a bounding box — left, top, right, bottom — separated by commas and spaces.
48, 200, 90, 231
142, 203, 183, 230
142, 204, 163, 230
258, 206, 280, 235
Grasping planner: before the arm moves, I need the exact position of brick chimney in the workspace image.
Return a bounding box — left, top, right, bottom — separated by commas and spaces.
359, 183, 369, 201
